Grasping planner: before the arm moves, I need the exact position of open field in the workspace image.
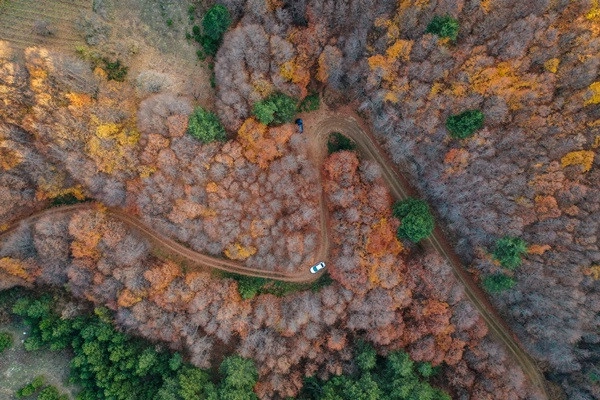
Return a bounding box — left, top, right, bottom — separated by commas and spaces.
0, 0, 211, 103
0, 0, 90, 51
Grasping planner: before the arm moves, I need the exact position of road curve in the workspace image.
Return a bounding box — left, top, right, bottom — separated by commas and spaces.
0, 203, 323, 282
310, 114, 551, 399
0, 113, 551, 397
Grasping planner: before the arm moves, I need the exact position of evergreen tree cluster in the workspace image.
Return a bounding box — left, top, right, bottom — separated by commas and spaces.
252, 93, 299, 126
300, 341, 451, 400
393, 197, 435, 243
11, 292, 259, 400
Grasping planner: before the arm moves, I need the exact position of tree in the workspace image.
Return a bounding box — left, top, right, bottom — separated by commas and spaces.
482, 273, 516, 293
201, 4, 231, 56
187, 107, 227, 143
393, 198, 434, 243
445, 110, 484, 139
492, 236, 527, 270
252, 93, 298, 125
177, 366, 215, 399
355, 341, 377, 372
219, 355, 258, 389
425, 15, 459, 41
327, 132, 356, 154
0, 331, 13, 352
102, 58, 128, 82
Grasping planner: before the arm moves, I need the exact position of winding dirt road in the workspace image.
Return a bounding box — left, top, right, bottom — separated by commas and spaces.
0, 203, 320, 282
0, 113, 551, 398
310, 114, 551, 399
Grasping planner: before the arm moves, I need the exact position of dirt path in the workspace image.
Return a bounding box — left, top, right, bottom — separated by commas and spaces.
0, 203, 320, 282
307, 111, 551, 400
0, 111, 552, 398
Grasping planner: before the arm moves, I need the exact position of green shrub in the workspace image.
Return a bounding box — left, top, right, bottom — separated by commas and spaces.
192, 25, 202, 41
493, 236, 527, 270
51, 193, 88, 206
187, 5, 196, 21
426, 15, 460, 41
236, 276, 267, 300
187, 107, 227, 143
16, 375, 46, 398
298, 93, 320, 112
483, 273, 516, 293
393, 198, 435, 243
446, 109, 484, 139
0, 331, 13, 352
37, 385, 68, 400
327, 132, 356, 154
102, 59, 128, 82
252, 93, 298, 125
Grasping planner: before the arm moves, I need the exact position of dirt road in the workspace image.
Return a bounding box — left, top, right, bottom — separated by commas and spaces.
310, 113, 551, 399
0, 112, 550, 398
0, 203, 320, 282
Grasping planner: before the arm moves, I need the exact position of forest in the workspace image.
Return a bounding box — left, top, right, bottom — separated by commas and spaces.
0, 0, 599, 399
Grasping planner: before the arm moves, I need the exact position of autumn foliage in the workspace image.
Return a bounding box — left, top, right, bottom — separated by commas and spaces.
2, 0, 598, 398
358, 2, 600, 397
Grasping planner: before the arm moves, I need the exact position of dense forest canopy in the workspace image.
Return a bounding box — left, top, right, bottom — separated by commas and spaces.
0, 0, 599, 399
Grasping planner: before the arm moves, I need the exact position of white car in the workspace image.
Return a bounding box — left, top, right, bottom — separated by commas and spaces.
310, 261, 326, 274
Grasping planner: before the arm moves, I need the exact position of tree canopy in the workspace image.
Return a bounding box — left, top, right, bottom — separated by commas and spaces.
445, 109, 484, 139
9, 291, 260, 400
252, 93, 298, 125
483, 273, 516, 293
201, 4, 231, 56
425, 15, 460, 41
492, 236, 527, 270
393, 198, 435, 243
187, 107, 227, 143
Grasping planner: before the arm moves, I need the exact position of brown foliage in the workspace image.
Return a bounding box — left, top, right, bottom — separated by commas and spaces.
366, 218, 402, 257
237, 118, 293, 169
144, 261, 181, 296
